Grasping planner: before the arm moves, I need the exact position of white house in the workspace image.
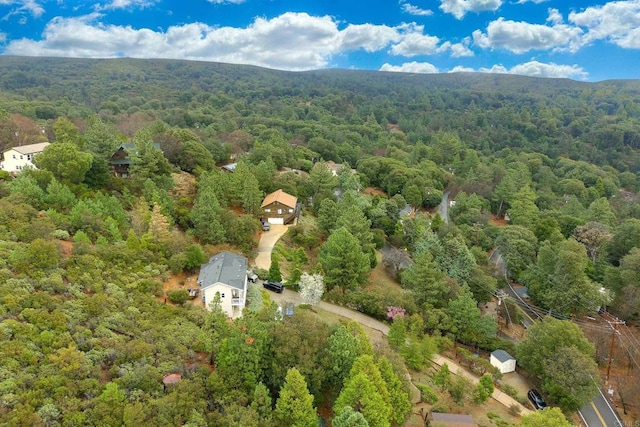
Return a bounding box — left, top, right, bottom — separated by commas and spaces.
490, 349, 516, 374
197, 251, 248, 319
0, 142, 50, 173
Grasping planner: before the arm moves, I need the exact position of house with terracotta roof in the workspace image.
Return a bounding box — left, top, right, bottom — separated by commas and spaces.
0, 142, 50, 173
197, 251, 248, 319
261, 189, 298, 225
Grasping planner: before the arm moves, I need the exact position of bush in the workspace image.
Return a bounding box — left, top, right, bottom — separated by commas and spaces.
247, 283, 264, 313
168, 253, 188, 274
51, 229, 70, 240
167, 289, 189, 305
501, 384, 518, 398
416, 384, 439, 404
136, 279, 164, 296
508, 403, 522, 416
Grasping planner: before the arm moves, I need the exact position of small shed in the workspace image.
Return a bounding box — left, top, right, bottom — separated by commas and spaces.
490, 349, 516, 374
428, 412, 475, 427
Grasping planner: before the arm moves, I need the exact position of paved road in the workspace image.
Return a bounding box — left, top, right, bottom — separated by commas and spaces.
268, 288, 390, 335
253, 224, 289, 270
579, 387, 623, 427
267, 286, 536, 413
489, 247, 622, 427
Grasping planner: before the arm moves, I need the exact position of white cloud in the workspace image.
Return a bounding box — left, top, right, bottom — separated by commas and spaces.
3, 12, 406, 71
390, 32, 440, 56
1, 0, 45, 18
507, 61, 587, 79
439, 0, 502, 20
569, 0, 640, 48
380, 61, 438, 73
207, 0, 246, 3
450, 60, 587, 79
95, 0, 159, 10
0, 32, 6, 43
472, 14, 584, 53
515, 0, 549, 3
547, 8, 563, 25
441, 37, 474, 57
401, 2, 433, 16
340, 23, 401, 52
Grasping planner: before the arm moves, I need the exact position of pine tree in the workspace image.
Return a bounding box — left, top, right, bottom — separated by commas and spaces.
274, 368, 317, 427
268, 256, 283, 282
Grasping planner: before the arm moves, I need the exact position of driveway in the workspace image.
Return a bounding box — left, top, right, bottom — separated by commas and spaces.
253, 224, 289, 270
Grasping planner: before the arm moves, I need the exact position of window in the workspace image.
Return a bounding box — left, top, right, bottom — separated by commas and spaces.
12, 155, 15, 159
277, 209, 282, 214
19, 155, 23, 159
264, 208, 271, 213
221, 293, 225, 298
289, 209, 293, 213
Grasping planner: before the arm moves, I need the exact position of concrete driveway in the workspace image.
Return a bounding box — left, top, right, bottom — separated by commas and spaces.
253, 224, 289, 270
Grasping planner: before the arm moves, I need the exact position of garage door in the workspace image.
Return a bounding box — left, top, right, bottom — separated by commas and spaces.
268, 217, 284, 225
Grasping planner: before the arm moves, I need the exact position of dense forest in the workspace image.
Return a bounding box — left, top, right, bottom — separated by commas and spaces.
1, 56, 640, 426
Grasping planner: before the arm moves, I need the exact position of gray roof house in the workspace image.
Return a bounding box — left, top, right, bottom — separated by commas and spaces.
197, 251, 248, 319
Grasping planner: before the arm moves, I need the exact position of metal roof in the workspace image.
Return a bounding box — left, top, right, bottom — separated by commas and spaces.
197, 251, 247, 291
7, 142, 50, 155
491, 349, 515, 363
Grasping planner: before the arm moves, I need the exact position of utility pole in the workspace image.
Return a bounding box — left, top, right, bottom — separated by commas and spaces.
605, 316, 625, 384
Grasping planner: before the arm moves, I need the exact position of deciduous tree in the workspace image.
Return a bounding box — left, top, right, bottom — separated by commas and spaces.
33, 142, 93, 184
299, 272, 324, 306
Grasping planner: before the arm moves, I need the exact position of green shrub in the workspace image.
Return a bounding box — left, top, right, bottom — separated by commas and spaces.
168, 253, 188, 273
508, 403, 522, 416
167, 289, 189, 305
247, 283, 264, 313
51, 229, 70, 240
430, 402, 450, 413
501, 384, 518, 398
416, 384, 439, 404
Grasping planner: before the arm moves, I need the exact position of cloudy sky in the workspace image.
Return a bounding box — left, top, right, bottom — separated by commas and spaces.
0, 0, 639, 81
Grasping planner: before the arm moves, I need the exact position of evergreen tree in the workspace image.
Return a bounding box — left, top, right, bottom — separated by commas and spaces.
332, 406, 369, 427
274, 368, 317, 427
268, 256, 283, 282
319, 227, 370, 293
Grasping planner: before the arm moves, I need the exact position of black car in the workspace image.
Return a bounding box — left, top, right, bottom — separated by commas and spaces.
527, 389, 547, 410
263, 280, 283, 293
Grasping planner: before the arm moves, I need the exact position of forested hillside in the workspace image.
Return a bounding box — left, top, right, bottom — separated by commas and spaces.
1, 57, 640, 425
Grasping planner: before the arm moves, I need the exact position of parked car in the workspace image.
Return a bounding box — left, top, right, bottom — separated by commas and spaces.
246, 269, 258, 283
262, 221, 271, 231
528, 389, 547, 410
263, 280, 283, 293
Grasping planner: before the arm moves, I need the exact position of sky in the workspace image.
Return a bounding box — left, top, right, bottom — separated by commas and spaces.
0, 0, 639, 82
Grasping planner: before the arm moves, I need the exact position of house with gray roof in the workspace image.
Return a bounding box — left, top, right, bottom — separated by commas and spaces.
197, 251, 248, 319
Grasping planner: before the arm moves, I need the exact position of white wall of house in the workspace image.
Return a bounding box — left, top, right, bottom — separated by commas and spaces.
202, 282, 246, 319
490, 353, 516, 373
1, 148, 40, 173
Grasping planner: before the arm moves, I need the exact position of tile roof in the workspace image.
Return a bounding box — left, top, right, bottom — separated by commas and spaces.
261, 189, 297, 209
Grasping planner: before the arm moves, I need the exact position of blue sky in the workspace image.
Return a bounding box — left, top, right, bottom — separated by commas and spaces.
0, 0, 639, 81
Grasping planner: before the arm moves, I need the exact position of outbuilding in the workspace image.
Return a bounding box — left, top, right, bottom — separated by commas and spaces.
490, 349, 516, 374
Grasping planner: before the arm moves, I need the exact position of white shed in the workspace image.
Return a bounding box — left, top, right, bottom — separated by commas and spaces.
490, 349, 516, 374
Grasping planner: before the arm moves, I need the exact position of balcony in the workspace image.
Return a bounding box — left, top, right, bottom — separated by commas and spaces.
231, 298, 245, 307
